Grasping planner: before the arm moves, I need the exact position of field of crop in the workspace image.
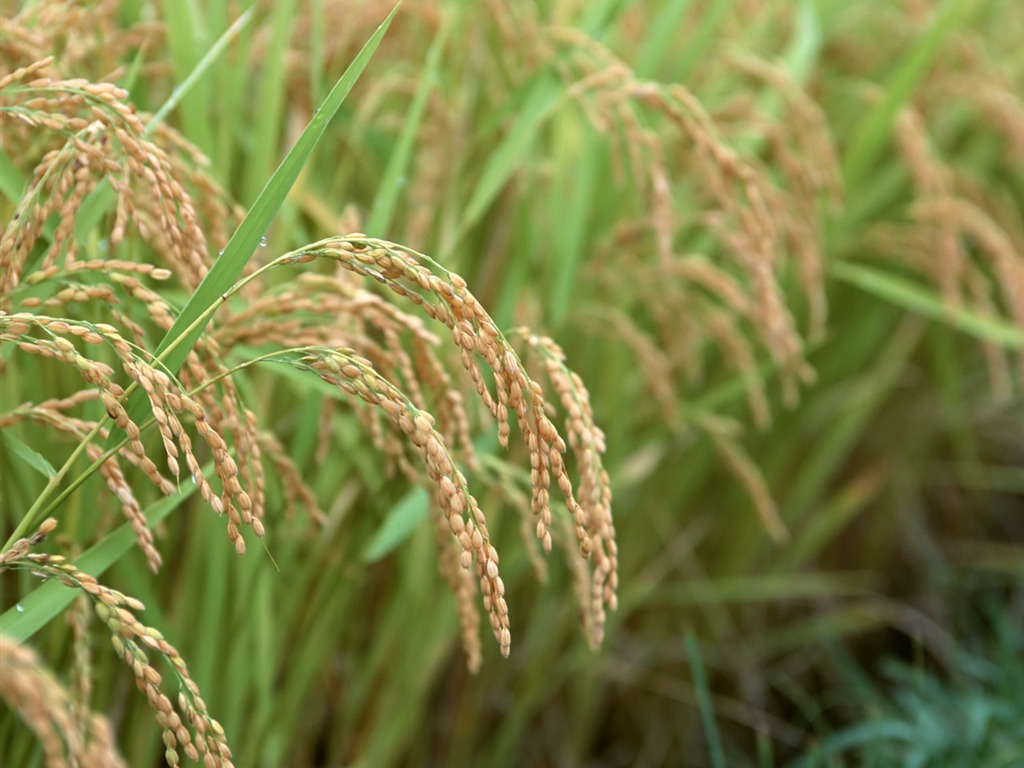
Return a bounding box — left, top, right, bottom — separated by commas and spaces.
2, 1, 1022, 766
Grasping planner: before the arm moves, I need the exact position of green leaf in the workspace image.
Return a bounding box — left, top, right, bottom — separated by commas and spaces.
108, 3, 400, 448
0, 432, 57, 479
686, 631, 726, 768
831, 261, 1024, 349
0, 485, 195, 643
672, 0, 732, 81
635, 0, 695, 76
841, 0, 972, 192
362, 487, 430, 562
241, 0, 298, 204
149, 8, 255, 131
366, 22, 449, 235
160, 0, 212, 152
457, 69, 562, 240
548, 128, 598, 329
0, 148, 27, 202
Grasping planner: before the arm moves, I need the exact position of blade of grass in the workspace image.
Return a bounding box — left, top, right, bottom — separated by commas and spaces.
756, 728, 775, 768
150, 8, 254, 131
635, 0, 695, 77
831, 261, 1023, 348
928, 327, 980, 466
783, 315, 923, 523
362, 487, 430, 563
0, 431, 57, 479
241, 0, 298, 205
161, 0, 213, 153
791, 721, 919, 767
780, 465, 886, 571
746, 604, 894, 661
577, 0, 631, 36
0, 147, 27, 201
686, 630, 726, 768
360, 527, 454, 767
309, 0, 326, 103
0, 484, 196, 643
548, 127, 598, 330
366, 21, 449, 236
646, 572, 870, 606
455, 69, 562, 243
673, 0, 733, 82
107, 4, 399, 448
841, 0, 972, 193
781, 0, 822, 80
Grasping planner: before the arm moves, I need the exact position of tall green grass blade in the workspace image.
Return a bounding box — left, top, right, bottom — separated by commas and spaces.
0, 432, 56, 478
790, 721, 919, 767
366, 21, 449, 236
841, 0, 972, 192
309, 0, 326, 103
749, 604, 893, 660
0, 149, 27, 201
674, 0, 732, 81
361, 528, 453, 767
686, 630, 726, 768
577, 0, 630, 36
756, 727, 775, 768
109, 4, 399, 447
241, 0, 297, 205
832, 261, 1023, 348
646, 573, 869, 606
150, 8, 254, 130
781, 468, 884, 571
189, 507, 235, 705
117, 34, 148, 97
782, 0, 821, 80
161, 0, 212, 152
0, 485, 195, 643
492, 195, 542, 327
456, 69, 562, 241
784, 315, 922, 523
549, 127, 597, 329
362, 487, 430, 562
635, 0, 694, 77
220, 551, 270, 739
928, 327, 980, 466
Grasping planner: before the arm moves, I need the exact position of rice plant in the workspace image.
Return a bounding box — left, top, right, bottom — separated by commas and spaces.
2, 1, 1021, 766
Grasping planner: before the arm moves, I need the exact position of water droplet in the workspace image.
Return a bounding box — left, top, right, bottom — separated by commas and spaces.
191, 474, 198, 486
218, 249, 224, 256
15, 603, 25, 613
259, 235, 268, 247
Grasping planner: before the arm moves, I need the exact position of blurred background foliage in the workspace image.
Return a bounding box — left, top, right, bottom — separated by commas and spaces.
1, 0, 1022, 766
